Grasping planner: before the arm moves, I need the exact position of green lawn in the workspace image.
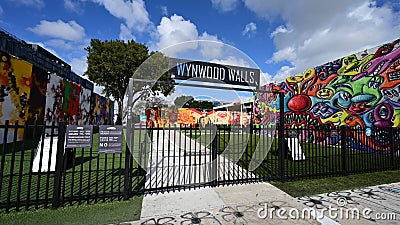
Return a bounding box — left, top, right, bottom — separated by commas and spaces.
184, 128, 400, 180
0, 128, 148, 213
1, 126, 400, 224
271, 169, 400, 197
0, 195, 143, 225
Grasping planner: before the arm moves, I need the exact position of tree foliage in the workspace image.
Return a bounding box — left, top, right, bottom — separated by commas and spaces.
85, 39, 173, 117
174, 95, 213, 109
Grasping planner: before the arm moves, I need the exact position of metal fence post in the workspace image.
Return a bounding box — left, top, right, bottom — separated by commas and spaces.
124, 78, 134, 199
124, 142, 132, 199
124, 119, 133, 199
389, 127, 395, 169
340, 125, 347, 176
211, 126, 218, 187
52, 121, 66, 209
278, 92, 285, 181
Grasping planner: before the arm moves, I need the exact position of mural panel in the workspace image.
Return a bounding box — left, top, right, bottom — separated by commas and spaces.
45, 74, 64, 130
90, 93, 113, 125
0, 51, 33, 142
62, 80, 81, 124
254, 38, 400, 152
177, 108, 202, 126
78, 87, 91, 125
27, 66, 49, 125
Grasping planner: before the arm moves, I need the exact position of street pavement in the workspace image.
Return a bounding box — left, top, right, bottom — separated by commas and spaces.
118, 129, 400, 225
119, 181, 400, 225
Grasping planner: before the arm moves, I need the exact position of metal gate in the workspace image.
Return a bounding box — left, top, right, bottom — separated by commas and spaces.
126, 122, 282, 193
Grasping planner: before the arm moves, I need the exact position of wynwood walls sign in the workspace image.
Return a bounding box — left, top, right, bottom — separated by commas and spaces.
168, 58, 260, 88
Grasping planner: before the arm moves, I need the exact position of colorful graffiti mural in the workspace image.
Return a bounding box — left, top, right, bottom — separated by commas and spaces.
0, 49, 112, 143
45, 74, 65, 128
28, 66, 49, 125
0, 51, 34, 141
62, 80, 81, 124
78, 88, 91, 125
145, 107, 251, 127
90, 93, 114, 125
254, 38, 400, 152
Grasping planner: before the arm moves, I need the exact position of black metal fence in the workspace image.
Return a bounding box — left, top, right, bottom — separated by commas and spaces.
0, 120, 144, 213
1, 120, 400, 213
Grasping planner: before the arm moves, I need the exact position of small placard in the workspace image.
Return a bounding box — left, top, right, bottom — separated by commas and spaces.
98, 125, 123, 154
65, 125, 93, 148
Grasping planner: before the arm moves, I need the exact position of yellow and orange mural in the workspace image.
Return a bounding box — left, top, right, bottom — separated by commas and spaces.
145, 107, 251, 127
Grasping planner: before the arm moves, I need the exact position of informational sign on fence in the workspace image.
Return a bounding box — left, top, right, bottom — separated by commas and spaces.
65, 125, 93, 148
98, 125, 123, 154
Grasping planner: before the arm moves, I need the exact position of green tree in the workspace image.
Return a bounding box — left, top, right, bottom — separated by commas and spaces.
174, 95, 213, 109
85, 39, 173, 117
174, 95, 194, 107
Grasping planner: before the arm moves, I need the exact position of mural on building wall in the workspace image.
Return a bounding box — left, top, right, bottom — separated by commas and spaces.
177, 108, 202, 126
0, 51, 33, 141
0, 48, 110, 143
27, 66, 49, 125
45, 74, 64, 128
78, 88, 91, 125
146, 107, 159, 127
144, 107, 251, 127
90, 93, 113, 125
254, 38, 400, 152
213, 111, 230, 125
160, 107, 178, 127
62, 80, 81, 124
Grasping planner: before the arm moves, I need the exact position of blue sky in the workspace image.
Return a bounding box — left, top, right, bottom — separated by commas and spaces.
1, 0, 400, 102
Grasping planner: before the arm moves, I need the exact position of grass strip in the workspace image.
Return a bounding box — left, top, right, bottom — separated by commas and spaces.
271, 169, 400, 197
0, 195, 143, 225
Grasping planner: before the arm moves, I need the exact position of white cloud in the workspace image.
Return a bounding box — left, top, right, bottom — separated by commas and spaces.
211, 56, 250, 67
199, 32, 223, 59
154, 14, 226, 60
64, 0, 83, 14
267, 46, 296, 64
243, 0, 400, 77
28, 20, 85, 42
260, 72, 273, 85
69, 55, 87, 76
6, 0, 44, 8
161, 6, 168, 16
46, 39, 75, 50
211, 0, 239, 12
155, 14, 199, 55
119, 24, 136, 42
242, 22, 257, 36
270, 25, 291, 38
94, 84, 105, 95
273, 66, 295, 83
93, 0, 152, 40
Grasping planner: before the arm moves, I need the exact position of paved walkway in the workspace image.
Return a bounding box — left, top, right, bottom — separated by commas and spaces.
120, 181, 400, 225
119, 129, 400, 224
144, 130, 255, 190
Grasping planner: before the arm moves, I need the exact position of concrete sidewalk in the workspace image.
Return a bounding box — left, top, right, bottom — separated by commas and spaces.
144, 130, 255, 190
120, 181, 400, 225
127, 182, 323, 224
127, 129, 324, 224
120, 129, 400, 224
